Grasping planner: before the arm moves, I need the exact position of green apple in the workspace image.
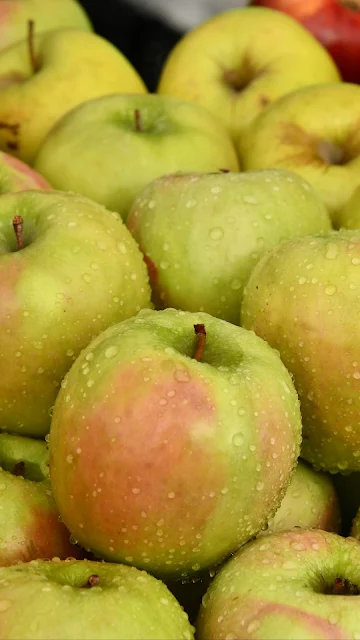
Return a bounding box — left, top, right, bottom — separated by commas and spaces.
34, 94, 239, 221
0, 558, 194, 639
0, 0, 92, 52
262, 459, 341, 536
0, 150, 51, 193
0, 28, 147, 164
241, 229, 360, 473
0, 432, 84, 565
197, 529, 360, 639
126, 169, 331, 324
49, 307, 302, 580
337, 184, 360, 230
157, 7, 340, 142
0, 189, 151, 438
239, 82, 360, 226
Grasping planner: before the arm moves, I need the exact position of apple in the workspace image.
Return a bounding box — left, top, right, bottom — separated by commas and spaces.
126, 169, 331, 324
251, 0, 360, 84
197, 529, 360, 639
0, 558, 194, 639
261, 459, 341, 536
0, 0, 92, 52
0, 189, 151, 438
337, 184, 360, 229
240, 229, 360, 473
157, 6, 340, 142
0, 432, 84, 565
0, 27, 147, 164
238, 82, 360, 227
49, 307, 302, 580
34, 94, 239, 221
0, 151, 51, 193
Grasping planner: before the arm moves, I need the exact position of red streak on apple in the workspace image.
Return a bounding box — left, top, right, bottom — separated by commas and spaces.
53, 360, 226, 568
1, 152, 51, 190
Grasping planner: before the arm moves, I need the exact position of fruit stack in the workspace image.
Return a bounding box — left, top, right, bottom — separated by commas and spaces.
0, 1, 360, 638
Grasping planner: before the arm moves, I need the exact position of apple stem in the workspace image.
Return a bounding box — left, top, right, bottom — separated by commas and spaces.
219, 168, 230, 173
329, 577, 359, 595
193, 324, 206, 362
13, 215, 24, 251
87, 575, 100, 587
27, 20, 38, 74
134, 109, 143, 132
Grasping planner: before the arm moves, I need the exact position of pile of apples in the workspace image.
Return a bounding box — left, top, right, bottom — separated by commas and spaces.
1, 0, 360, 638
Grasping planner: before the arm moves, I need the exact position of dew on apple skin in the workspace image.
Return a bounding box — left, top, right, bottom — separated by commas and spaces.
209, 227, 224, 241
105, 346, 118, 359
232, 433, 244, 447
242, 195, 258, 205
325, 285, 337, 295
325, 243, 339, 260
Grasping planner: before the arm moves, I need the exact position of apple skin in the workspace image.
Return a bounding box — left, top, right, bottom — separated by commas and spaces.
241, 229, 360, 473
0, 189, 151, 438
337, 184, 360, 229
0, 0, 92, 52
49, 307, 302, 580
197, 529, 360, 639
157, 7, 340, 141
126, 169, 331, 324
0, 433, 84, 566
0, 151, 51, 193
238, 82, 360, 227
252, 0, 360, 84
0, 558, 194, 639
262, 459, 341, 536
34, 94, 239, 221
0, 29, 147, 164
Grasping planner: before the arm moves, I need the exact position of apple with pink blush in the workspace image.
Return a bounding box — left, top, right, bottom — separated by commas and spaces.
0, 151, 51, 193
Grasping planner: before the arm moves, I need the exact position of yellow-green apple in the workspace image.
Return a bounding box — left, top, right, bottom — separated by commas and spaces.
197, 529, 360, 639
0, 28, 147, 164
0, 558, 194, 639
0, 432, 84, 565
261, 459, 341, 536
157, 7, 340, 142
0, 151, 51, 193
239, 82, 360, 226
34, 94, 239, 221
337, 184, 360, 229
241, 229, 360, 473
126, 169, 331, 324
0, 190, 151, 438
49, 307, 302, 580
0, 0, 92, 52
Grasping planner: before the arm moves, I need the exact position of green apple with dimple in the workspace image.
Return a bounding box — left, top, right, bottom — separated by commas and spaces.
126, 169, 331, 324
49, 307, 302, 580
0, 29, 147, 163
34, 93, 239, 221
241, 229, 360, 473
0, 433, 84, 566
0, 558, 194, 639
0, 189, 151, 438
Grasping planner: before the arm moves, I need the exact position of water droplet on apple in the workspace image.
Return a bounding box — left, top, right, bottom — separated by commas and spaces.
230, 279, 241, 291
325, 285, 337, 296
117, 242, 127, 254
209, 227, 224, 241
174, 369, 190, 383
232, 433, 244, 447
82, 273, 92, 284
290, 542, 305, 551
325, 243, 339, 260
243, 195, 258, 205
105, 346, 118, 359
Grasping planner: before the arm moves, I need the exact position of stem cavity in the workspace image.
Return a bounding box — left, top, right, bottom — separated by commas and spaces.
28, 20, 38, 74
134, 109, 143, 132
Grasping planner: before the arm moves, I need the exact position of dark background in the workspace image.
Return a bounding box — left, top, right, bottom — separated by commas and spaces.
78, 0, 183, 92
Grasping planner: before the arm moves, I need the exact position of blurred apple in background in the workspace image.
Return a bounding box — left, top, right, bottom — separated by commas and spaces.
127, 169, 331, 324
197, 529, 360, 639
337, 183, 360, 229
252, 0, 360, 84
0, 0, 92, 51
0, 190, 150, 438
0, 151, 51, 193
157, 7, 340, 142
0, 28, 147, 163
0, 433, 83, 565
0, 558, 194, 639
49, 308, 302, 580
261, 459, 341, 536
34, 94, 239, 221
239, 82, 360, 227
241, 229, 360, 474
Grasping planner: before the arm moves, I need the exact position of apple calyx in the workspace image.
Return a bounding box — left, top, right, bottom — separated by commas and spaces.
325, 577, 360, 595
223, 55, 265, 95
85, 574, 100, 588
12, 215, 24, 251
13, 461, 25, 477
134, 109, 143, 132
317, 140, 348, 166
193, 324, 206, 362
27, 20, 39, 74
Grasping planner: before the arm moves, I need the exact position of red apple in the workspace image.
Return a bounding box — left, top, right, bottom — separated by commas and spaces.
252, 0, 360, 83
